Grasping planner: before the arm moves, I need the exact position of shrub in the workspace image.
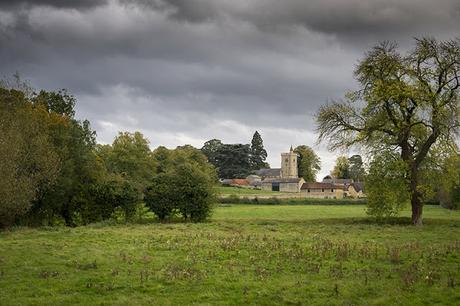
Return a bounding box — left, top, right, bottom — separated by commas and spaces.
75, 175, 141, 224
145, 163, 215, 222
144, 173, 178, 221
175, 164, 215, 222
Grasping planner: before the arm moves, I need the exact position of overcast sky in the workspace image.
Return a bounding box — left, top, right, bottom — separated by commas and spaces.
1, 0, 459, 179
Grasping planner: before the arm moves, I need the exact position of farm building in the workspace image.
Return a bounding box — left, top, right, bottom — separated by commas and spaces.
261, 177, 305, 192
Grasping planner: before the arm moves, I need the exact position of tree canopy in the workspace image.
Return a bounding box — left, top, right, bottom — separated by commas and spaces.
293, 145, 321, 182
316, 38, 460, 225
348, 155, 366, 182
250, 131, 268, 170
0, 88, 60, 227
331, 156, 350, 179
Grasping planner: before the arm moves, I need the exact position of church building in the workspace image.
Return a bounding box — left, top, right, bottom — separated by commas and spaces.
258, 147, 305, 192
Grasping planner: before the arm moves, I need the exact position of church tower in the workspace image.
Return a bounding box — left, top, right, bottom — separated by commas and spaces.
280, 146, 298, 178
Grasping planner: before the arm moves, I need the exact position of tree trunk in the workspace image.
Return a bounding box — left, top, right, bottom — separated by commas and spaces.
409, 166, 423, 225
411, 193, 423, 225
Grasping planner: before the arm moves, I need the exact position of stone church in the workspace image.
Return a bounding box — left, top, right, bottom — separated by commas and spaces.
257, 147, 305, 192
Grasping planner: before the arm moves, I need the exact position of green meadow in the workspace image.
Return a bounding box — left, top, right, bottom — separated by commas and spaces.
1, 204, 459, 305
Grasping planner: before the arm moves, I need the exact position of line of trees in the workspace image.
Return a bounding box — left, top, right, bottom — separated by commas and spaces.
0, 80, 216, 228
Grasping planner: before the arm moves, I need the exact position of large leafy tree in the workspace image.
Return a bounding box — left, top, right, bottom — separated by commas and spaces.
101, 131, 156, 192
28, 90, 101, 226
293, 145, 321, 181
331, 156, 350, 179
215, 144, 251, 178
0, 88, 59, 227
201, 139, 223, 166
250, 131, 268, 170
146, 146, 216, 222
201, 139, 252, 179
317, 38, 460, 225
348, 154, 366, 182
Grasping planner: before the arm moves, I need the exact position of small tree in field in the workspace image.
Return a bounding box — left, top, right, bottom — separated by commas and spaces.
146, 146, 216, 222
144, 173, 178, 221
316, 38, 460, 225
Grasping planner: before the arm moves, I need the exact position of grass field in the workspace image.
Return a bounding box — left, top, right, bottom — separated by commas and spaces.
1, 205, 459, 305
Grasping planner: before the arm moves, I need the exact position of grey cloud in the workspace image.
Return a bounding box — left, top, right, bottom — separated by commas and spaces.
0, 0, 107, 10
144, 0, 460, 45
0, 0, 458, 177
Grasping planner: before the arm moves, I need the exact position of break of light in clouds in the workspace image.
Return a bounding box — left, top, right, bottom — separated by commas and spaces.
1, 0, 459, 178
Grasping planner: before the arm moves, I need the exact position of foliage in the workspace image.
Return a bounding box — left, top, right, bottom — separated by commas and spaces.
348, 154, 366, 182
202, 135, 267, 178
34, 89, 76, 117
201, 139, 223, 166
366, 152, 410, 218
249, 131, 269, 170
147, 146, 217, 222
74, 174, 141, 224
174, 163, 216, 221
26, 90, 101, 226
99, 131, 157, 193
214, 144, 252, 178
316, 38, 460, 224
0, 88, 59, 227
144, 172, 180, 221
331, 156, 350, 179
294, 145, 321, 181
437, 154, 460, 209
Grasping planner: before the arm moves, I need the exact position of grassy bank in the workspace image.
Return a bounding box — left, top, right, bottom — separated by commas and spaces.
0, 205, 459, 305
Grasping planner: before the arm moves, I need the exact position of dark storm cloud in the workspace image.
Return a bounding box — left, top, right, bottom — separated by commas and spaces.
0, 0, 107, 10
153, 0, 460, 44
0, 0, 459, 175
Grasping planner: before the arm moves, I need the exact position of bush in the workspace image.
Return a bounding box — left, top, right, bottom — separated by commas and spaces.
145, 163, 215, 222
144, 173, 178, 221
74, 175, 141, 225
175, 164, 215, 222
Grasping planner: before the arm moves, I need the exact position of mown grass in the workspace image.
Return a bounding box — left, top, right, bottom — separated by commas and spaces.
1, 205, 459, 305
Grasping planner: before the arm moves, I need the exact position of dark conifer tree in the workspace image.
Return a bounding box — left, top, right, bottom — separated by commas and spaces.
250, 131, 268, 170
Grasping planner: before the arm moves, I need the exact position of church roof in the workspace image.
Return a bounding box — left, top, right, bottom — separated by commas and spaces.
301, 182, 344, 190
263, 177, 303, 183
322, 178, 354, 185
352, 182, 365, 192
255, 168, 281, 177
